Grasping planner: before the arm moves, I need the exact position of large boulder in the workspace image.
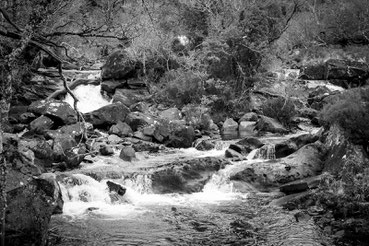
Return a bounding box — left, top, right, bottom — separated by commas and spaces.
323, 124, 368, 177
222, 118, 239, 140
300, 59, 369, 88
238, 121, 256, 138
165, 124, 195, 148
84, 103, 130, 128
151, 157, 231, 193
119, 146, 137, 162
101, 80, 126, 94
28, 99, 77, 126
3, 138, 62, 246
254, 116, 289, 134
101, 50, 142, 80
230, 142, 325, 190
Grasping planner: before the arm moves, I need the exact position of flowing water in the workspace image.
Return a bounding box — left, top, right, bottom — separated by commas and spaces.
52, 83, 328, 246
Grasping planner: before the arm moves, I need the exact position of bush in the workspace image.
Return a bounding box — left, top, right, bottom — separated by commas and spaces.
152, 69, 206, 108
319, 88, 369, 146
261, 97, 297, 127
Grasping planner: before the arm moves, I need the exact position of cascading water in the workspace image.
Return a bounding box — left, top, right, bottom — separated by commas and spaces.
64, 84, 111, 113
254, 144, 276, 160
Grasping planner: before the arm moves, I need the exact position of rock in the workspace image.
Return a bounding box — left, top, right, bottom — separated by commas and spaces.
255, 115, 288, 134
231, 142, 325, 190
112, 88, 150, 108
47, 122, 90, 142
119, 146, 137, 161
159, 107, 182, 121
194, 137, 215, 151
19, 138, 54, 167
225, 148, 244, 159
38, 173, 64, 214
133, 130, 153, 142
235, 137, 264, 154
300, 63, 326, 80
52, 134, 78, 161
107, 134, 123, 144
129, 101, 150, 113
142, 125, 156, 136
101, 50, 142, 80
151, 157, 230, 193
280, 180, 309, 194
222, 118, 239, 140
28, 99, 77, 125
131, 140, 164, 152
274, 141, 298, 159
84, 103, 131, 128
108, 121, 133, 137
165, 125, 195, 148
99, 144, 114, 156
5, 177, 62, 246
29, 115, 54, 133
125, 111, 155, 131
101, 80, 126, 94
63, 144, 87, 169
269, 190, 313, 209
106, 181, 126, 196
238, 121, 256, 138
238, 112, 258, 122
325, 59, 369, 86
323, 124, 368, 176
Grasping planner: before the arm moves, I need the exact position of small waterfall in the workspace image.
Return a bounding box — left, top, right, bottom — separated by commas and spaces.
202, 149, 260, 195
64, 84, 111, 113
254, 144, 276, 160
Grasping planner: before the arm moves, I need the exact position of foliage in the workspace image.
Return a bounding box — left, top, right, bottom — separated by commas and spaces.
261, 97, 297, 127
319, 88, 369, 146
152, 69, 207, 108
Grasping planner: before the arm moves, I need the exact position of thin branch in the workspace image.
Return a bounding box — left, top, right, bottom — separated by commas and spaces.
0, 7, 22, 32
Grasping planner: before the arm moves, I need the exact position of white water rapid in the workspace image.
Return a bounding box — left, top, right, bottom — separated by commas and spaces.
64, 84, 111, 113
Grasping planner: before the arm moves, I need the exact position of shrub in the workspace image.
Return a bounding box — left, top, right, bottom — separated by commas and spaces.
319, 87, 369, 146
261, 97, 297, 127
152, 68, 206, 108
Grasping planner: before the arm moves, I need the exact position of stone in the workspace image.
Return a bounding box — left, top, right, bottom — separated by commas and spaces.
125, 111, 155, 131
280, 180, 309, 194
165, 125, 195, 148
101, 80, 126, 94
99, 144, 114, 156
28, 99, 77, 125
133, 131, 153, 142
231, 142, 325, 190
5, 177, 62, 246
159, 107, 182, 121
225, 148, 244, 159
108, 121, 133, 137
194, 138, 215, 151
106, 181, 126, 196
254, 115, 288, 134
129, 101, 150, 113
238, 112, 258, 122
235, 137, 264, 154
300, 63, 327, 80
107, 134, 123, 144
52, 134, 78, 161
142, 125, 156, 136
38, 173, 64, 214
119, 146, 137, 161
101, 50, 142, 80
29, 115, 54, 134
84, 103, 131, 128
324, 124, 368, 176
63, 144, 87, 169
112, 88, 150, 108
151, 157, 231, 193
238, 121, 256, 138
222, 118, 239, 140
